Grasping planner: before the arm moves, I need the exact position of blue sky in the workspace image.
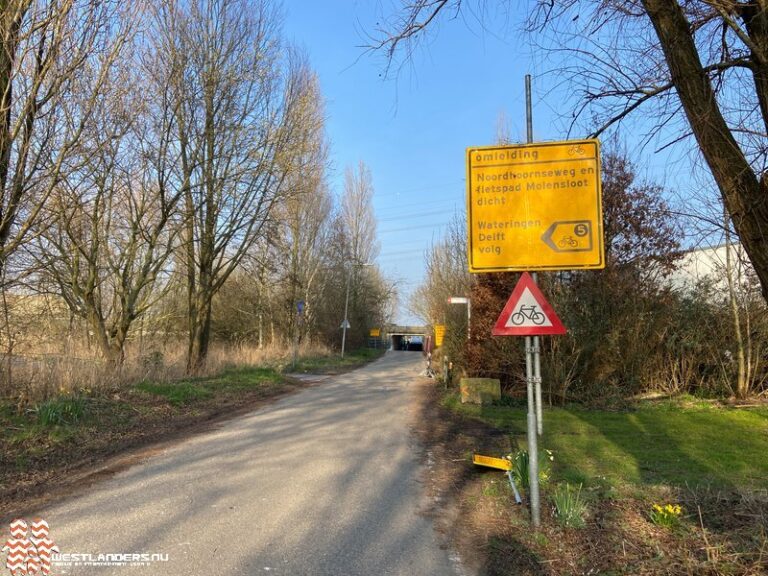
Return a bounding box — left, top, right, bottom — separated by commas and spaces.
282, 1, 545, 324
281, 1, 698, 325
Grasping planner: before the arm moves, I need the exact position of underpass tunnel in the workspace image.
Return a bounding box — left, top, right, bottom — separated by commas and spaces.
389, 334, 424, 352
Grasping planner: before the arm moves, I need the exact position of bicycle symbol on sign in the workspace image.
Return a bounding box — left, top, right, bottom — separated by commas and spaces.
557, 235, 579, 248
511, 305, 546, 326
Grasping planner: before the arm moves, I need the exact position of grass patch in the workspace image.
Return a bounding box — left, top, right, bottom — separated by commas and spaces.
136, 366, 283, 405
288, 348, 385, 374
0, 400, 90, 470
136, 381, 213, 405
215, 366, 283, 387
4, 422, 80, 448
444, 393, 768, 491
1, 364, 289, 483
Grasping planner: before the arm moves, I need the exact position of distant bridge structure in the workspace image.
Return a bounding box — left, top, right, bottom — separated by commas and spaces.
385, 325, 427, 351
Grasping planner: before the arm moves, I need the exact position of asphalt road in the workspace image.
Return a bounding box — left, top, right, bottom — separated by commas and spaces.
27, 351, 465, 576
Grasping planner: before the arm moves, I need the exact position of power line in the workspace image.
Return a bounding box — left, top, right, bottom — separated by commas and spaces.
375, 179, 465, 198
378, 222, 449, 235
378, 248, 428, 258
378, 208, 457, 223
375, 197, 464, 215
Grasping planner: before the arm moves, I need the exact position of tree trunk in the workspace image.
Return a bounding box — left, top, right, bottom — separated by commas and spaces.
1, 283, 13, 398
85, 306, 125, 368
0, 5, 19, 275
642, 0, 768, 303
187, 292, 212, 375
724, 213, 748, 399
258, 310, 263, 350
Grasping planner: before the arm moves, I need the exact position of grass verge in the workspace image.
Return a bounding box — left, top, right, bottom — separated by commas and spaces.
135, 366, 283, 405
423, 389, 768, 575
444, 393, 768, 490
0, 365, 295, 516
287, 347, 385, 374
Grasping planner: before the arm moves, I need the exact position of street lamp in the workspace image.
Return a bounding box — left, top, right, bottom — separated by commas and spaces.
448, 296, 471, 340
341, 262, 373, 358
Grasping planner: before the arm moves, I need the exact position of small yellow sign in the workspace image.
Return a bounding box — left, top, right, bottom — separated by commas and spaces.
466, 139, 604, 272
370, 328, 381, 337
434, 324, 446, 346
472, 454, 512, 471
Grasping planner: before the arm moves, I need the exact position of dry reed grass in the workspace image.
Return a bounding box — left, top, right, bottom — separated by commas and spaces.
0, 337, 332, 405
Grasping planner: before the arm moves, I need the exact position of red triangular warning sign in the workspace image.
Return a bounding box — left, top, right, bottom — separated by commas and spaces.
492, 272, 567, 336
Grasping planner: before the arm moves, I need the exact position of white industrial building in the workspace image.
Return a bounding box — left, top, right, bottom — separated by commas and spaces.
668, 243, 756, 296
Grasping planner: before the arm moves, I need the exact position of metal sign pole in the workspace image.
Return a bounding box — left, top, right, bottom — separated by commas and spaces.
525, 75, 544, 437
525, 335, 541, 527
525, 74, 541, 527
534, 334, 543, 435
525, 77, 544, 436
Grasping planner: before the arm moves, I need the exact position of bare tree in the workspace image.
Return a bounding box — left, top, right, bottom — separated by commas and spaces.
212, 155, 396, 352
371, 0, 768, 305
341, 161, 380, 265
154, 0, 306, 372
333, 161, 389, 348
0, 1, 133, 280
0, 0, 133, 392
411, 213, 471, 326
33, 39, 183, 366
275, 62, 333, 343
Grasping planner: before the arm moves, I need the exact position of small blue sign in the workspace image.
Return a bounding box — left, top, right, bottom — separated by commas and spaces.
297, 300, 305, 314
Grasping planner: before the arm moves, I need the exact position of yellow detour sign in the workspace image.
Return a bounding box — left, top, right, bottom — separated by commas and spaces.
472, 454, 512, 471
370, 328, 381, 337
466, 139, 604, 272
434, 324, 446, 346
